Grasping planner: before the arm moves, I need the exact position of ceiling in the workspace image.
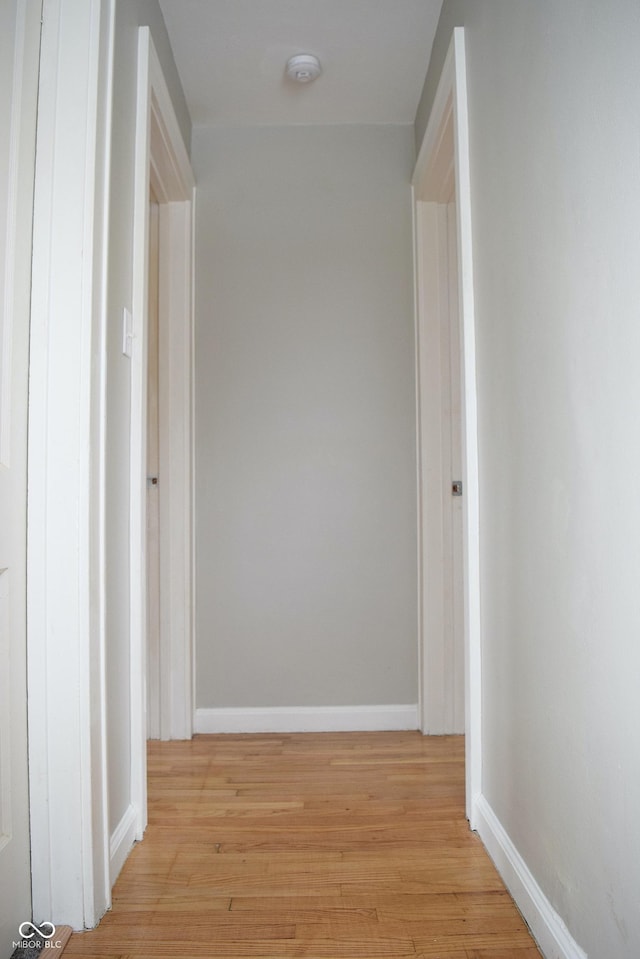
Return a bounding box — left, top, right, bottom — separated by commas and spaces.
158, 0, 443, 128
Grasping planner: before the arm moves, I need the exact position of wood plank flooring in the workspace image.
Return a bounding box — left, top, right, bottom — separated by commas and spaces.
64, 732, 542, 958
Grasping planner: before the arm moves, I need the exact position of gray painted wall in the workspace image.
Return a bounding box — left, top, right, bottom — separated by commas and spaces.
105, 0, 190, 836
416, 2, 640, 956
193, 124, 418, 709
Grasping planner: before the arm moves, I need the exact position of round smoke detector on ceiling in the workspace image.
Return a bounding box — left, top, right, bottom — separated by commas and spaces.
286, 54, 322, 84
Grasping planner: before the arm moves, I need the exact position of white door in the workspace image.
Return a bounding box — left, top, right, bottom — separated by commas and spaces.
146, 191, 161, 739
415, 197, 465, 735
0, 1, 42, 950
444, 198, 465, 733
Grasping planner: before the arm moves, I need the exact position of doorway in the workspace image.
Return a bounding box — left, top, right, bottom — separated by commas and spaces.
129, 26, 195, 843
412, 27, 481, 825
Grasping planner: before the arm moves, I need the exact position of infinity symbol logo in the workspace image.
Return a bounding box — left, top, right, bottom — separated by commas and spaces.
18, 921, 56, 939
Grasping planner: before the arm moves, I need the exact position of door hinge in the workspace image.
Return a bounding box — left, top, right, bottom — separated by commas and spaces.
452, 480, 463, 496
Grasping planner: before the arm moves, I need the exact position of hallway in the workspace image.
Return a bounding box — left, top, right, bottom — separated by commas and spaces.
64, 732, 541, 958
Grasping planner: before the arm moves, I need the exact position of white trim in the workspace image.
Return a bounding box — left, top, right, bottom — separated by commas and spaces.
451, 29, 482, 829
130, 27, 195, 838
412, 27, 482, 827
108, 804, 138, 888
93, 0, 116, 919
411, 189, 424, 737
28, 0, 113, 928
195, 705, 419, 735
190, 188, 198, 738
0, 0, 29, 469
129, 23, 150, 842
474, 797, 588, 959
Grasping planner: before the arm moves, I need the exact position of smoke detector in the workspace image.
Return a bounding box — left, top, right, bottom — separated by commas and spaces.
286, 54, 322, 84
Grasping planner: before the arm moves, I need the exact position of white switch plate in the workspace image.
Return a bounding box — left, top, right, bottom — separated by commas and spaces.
122, 307, 133, 358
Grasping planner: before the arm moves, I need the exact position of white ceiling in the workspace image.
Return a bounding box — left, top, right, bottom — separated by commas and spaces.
158, 0, 443, 128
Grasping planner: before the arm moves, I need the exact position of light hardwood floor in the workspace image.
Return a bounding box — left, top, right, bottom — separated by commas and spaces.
64, 732, 542, 958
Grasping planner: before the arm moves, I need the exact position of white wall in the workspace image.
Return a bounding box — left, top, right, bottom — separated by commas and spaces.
105, 0, 190, 837
193, 124, 418, 710
417, 2, 640, 956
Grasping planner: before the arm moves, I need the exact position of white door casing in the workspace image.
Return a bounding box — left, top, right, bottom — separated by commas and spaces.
0, 2, 41, 950
129, 25, 195, 843
28, 0, 114, 929
412, 27, 482, 825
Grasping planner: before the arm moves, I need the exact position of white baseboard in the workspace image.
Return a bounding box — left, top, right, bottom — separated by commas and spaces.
474, 795, 587, 959
194, 704, 419, 734
109, 803, 139, 885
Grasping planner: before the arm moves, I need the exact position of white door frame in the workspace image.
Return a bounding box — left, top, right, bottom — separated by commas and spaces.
27, 0, 114, 928
129, 26, 195, 838
1, 2, 43, 948
412, 27, 482, 826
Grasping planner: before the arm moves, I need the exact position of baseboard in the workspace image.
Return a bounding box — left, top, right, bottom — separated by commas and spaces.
194, 704, 419, 734
109, 803, 139, 886
474, 795, 587, 959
